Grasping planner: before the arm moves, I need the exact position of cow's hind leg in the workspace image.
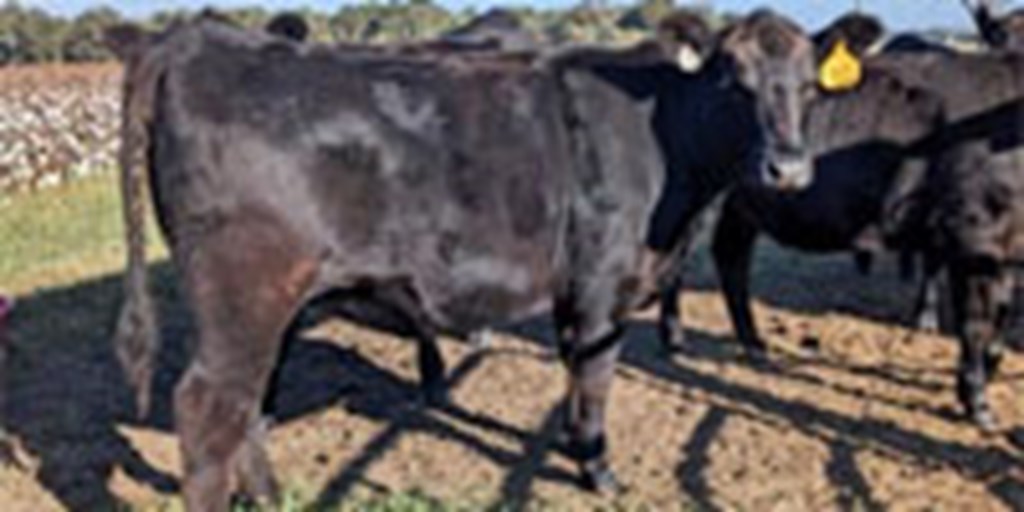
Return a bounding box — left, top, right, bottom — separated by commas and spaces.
712, 197, 767, 357
365, 282, 447, 405
556, 280, 629, 494
175, 220, 317, 511
949, 263, 1001, 432
912, 256, 943, 332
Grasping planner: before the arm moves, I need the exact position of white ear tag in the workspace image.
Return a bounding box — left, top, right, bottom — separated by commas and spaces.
676, 44, 704, 73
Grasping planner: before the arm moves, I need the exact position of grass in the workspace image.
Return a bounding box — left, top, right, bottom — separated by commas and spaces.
0, 175, 491, 512
0, 172, 166, 296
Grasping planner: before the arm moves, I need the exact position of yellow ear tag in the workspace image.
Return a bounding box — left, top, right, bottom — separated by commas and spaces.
819, 39, 862, 92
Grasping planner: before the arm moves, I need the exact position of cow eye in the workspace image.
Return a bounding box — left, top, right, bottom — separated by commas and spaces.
985, 189, 1009, 217
801, 83, 818, 101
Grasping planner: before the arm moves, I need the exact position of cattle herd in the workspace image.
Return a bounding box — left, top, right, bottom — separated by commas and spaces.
1, 0, 1020, 509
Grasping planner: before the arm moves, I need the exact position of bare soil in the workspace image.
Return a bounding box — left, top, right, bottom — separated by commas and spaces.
1, 244, 1023, 511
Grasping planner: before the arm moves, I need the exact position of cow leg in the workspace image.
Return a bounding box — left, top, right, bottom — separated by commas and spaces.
853, 250, 874, 276
712, 198, 767, 356
368, 283, 447, 405
949, 264, 1000, 432
913, 255, 943, 332
556, 283, 626, 494
658, 258, 688, 352
984, 271, 1015, 378
899, 250, 919, 282
175, 222, 317, 511
656, 200, 712, 353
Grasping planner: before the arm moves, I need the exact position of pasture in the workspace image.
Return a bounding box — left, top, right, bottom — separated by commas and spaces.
0, 63, 1023, 511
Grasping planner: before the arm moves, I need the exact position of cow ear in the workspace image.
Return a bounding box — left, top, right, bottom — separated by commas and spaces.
812, 13, 884, 58
657, 11, 714, 73
105, 24, 150, 61
818, 39, 862, 92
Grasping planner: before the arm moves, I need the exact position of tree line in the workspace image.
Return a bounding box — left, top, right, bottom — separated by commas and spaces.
0, 0, 719, 65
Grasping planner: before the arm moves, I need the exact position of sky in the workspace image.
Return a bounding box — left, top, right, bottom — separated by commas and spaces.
18, 0, 1024, 32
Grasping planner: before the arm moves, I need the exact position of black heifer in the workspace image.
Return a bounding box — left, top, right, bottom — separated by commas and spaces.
106, 11, 817, 509
656, 14, 954, 356
882, 47, 1024, 430
658, 69, 945, 355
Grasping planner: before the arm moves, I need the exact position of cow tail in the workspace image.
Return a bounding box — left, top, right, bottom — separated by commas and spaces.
113, 41, 165, 419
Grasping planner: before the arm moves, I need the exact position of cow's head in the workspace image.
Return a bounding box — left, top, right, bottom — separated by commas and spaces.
966, 0, 1024, 51
931, 145, 1017, 269
996, 10, 1024, 50
716, 10, 819, 190
266, 12, 310, 43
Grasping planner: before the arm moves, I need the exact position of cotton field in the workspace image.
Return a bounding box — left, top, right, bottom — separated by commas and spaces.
0, 64, 120, 193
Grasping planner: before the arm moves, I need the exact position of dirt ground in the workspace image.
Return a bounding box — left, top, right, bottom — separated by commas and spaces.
1, 243, 1023, 511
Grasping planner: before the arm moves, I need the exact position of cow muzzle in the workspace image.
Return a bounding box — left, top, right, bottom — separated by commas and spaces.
763, 152, 813, 191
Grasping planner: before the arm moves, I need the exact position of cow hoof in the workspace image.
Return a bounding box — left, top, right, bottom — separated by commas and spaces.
741, 339, 769, 358
984, 346, 1005, 378
972, 409, 999, 434
469, 329, 494, 351
916, 313, 940, 333
581, 462, 622, 495
659, 322, 687, 354
742, 342, 781, 371
0, 432, 22, 470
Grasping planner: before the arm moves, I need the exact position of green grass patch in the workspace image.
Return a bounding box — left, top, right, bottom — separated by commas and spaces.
0, 173, 165, 295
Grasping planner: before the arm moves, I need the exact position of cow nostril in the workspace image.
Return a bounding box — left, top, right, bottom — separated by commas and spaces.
965, 212, 984, 226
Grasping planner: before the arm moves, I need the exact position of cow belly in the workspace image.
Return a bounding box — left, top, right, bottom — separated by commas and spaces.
759, 210, 869, 252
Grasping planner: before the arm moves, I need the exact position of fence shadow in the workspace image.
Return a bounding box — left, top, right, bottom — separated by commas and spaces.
2, 254, 1021, 510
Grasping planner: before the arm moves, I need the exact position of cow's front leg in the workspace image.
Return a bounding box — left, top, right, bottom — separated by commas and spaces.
950, 264, 1002, 432
712, 196, 767, 357
658, 272, 687, 352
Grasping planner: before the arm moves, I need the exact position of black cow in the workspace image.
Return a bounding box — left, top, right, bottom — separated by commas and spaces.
883, 47, 1024, 430
921, 140, 1022, 433
965, 0, 1024, 51
657, 69, 945, 355
661, 16, 1024, 430
106, 11, 816, 508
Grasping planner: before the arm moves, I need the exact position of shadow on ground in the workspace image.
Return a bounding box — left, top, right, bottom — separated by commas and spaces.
2, 245, 1022, 510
